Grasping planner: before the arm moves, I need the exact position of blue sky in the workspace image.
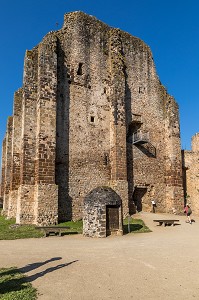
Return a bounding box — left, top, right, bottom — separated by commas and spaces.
0, 0, 199, 161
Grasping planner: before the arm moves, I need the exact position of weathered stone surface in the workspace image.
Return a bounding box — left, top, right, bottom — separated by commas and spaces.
0, 11, 185, 225
182, 133, 199, 215
83, 187, 123, 238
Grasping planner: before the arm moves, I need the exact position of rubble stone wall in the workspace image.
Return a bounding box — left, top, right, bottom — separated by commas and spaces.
0, 12, 184, 225
83, 187, 123, 238
2, 117, 13, 215
8, 89, 23, 217
182, 133, 199, 215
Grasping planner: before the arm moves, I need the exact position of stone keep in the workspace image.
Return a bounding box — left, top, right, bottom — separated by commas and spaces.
0, 11, 184, 225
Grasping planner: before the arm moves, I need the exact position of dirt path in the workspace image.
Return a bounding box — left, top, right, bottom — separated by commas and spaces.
1, 212, 199, 299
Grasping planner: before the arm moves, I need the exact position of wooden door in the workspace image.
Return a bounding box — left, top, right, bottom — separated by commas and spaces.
106, 206, 119, 233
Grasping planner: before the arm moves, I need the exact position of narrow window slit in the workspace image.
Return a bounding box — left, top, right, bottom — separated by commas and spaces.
77, 63, 83, 75
90, 116, 95, 123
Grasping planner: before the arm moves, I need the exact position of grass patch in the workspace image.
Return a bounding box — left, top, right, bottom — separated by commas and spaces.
0, 267, 37, 300
56, 220, 83, 234
0, 213, 43, 240
0, 210, 82, 240
0, 209, 150, 239
123, 217, 151, 234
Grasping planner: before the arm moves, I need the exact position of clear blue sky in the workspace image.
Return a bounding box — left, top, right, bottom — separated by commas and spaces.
0, 0, 199, 161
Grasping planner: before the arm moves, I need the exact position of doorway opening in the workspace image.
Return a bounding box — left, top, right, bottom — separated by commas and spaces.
106, 205, 120, 236
133, 187, 147, 212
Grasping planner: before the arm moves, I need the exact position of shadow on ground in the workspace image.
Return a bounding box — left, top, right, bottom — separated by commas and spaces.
0, 258, 79, 297
123, 224, 143, 234
25, 260, 78, 282
19, 257, 62, 273
0, 267, 31, 295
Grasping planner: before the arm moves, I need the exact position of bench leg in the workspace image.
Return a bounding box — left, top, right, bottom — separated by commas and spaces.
159, 222, 163, 226
58, 231, 61, 237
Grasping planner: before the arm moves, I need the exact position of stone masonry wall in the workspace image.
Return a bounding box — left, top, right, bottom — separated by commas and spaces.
108, 28, 128, 215
164, 94, 184, 213
120, 31, 183, 213
2, 117, 13, 215
182, 133, 199, 216
123, 37, 168, 213
83, 187, 123, 238
0, 11, 184, 224
34, 33, 58, 225
0, 138, 6, 200
8, 89, 23, 218
16, 48, 38, 224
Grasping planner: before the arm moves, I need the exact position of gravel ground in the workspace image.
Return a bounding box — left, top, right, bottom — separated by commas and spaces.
0, 212, 199, 300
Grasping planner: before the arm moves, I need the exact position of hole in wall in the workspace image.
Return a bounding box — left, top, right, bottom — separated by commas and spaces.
138, 87, 145, 94
90, 116, 95, 123
77, 63, 83, 75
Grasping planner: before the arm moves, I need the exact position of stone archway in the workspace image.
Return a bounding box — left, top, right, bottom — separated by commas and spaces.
83, 187, 123, 238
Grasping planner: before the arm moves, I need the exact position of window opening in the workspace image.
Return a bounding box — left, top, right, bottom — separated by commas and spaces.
90, 116, 95, 123
77, 63, 83, 75
104, 153, 109, 166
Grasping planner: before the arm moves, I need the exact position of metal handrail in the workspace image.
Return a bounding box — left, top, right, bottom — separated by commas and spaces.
132, 130, 149, 144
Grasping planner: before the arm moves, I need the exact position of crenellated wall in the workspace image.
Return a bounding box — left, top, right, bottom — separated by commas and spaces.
0, 11, 184, 225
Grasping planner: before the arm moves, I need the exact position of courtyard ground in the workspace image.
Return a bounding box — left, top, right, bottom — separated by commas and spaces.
0, 212, 199, 300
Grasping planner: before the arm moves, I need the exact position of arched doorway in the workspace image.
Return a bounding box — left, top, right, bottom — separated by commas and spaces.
83, 187, 123, 238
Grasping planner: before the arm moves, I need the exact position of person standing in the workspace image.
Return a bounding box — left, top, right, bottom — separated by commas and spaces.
151, 200, 156, 213
184, 204, 192, 224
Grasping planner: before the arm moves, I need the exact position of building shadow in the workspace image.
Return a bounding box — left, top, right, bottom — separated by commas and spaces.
123, 223, 143, 234
136, 143, 156, 158
56, 41, 72, 222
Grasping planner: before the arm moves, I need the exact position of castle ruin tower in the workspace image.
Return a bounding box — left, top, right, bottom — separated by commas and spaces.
0, 12, 184, 225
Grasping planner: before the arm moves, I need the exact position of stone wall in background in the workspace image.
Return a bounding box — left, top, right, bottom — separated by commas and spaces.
182, 133, 199, 216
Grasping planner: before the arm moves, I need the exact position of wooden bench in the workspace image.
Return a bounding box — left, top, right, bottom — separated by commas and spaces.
35, 226, 70, 237
153, 220, 180, 227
